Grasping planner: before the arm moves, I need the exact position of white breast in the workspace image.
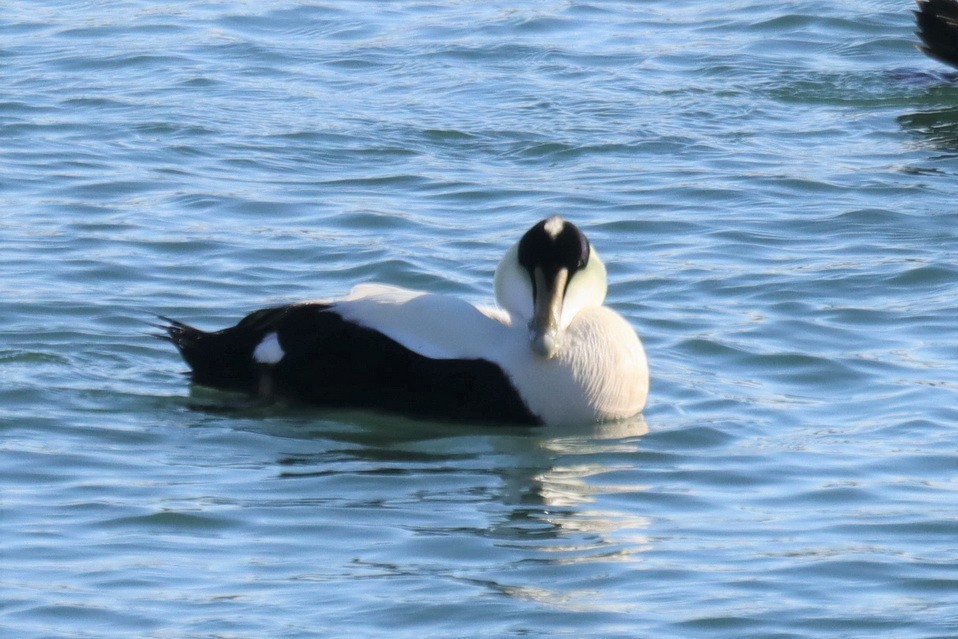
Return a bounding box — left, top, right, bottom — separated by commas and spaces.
498, 306, 648, 426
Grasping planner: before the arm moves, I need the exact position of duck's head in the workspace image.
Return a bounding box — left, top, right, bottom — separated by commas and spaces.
495, 216, 608, 358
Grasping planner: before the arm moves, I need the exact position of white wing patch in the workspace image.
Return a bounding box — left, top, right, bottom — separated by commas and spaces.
253, 331, 285, 364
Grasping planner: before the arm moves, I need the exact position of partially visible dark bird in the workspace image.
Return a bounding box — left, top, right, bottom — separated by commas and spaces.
916, 0, 958, 69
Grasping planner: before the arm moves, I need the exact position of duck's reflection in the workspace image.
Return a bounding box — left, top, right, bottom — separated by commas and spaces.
491, 415, 652, 544
898, 105, 958, 154
211, 405, 655, 611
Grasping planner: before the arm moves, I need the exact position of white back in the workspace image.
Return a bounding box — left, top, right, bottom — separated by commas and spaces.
332, 284, 512, 360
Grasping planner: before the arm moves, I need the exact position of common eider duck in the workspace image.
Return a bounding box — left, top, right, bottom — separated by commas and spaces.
916, 0, 958, 69
162, 216, 649, 427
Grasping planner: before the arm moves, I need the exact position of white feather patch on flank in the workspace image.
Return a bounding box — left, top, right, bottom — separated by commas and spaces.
253, 332, 285, 364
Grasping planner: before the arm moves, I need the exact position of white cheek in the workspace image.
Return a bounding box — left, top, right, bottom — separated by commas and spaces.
253, 332, 285, 364
494, 243, 535, 323
560, 253, 607, 329
501, 274, 533, 323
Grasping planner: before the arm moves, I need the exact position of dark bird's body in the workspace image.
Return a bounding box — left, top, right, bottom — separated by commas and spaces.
916, 0, 958, 69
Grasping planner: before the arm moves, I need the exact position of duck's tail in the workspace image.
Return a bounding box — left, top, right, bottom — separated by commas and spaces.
156, 315, 262, 392
916, 0, 958, 69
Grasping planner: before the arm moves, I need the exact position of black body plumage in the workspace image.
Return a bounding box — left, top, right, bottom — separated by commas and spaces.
916, 0, 958, 69
162, 304, 540, 425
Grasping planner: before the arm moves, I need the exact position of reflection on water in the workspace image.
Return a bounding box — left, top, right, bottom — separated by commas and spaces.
899, 106, 958, 153
473, 415, 654, 612
547, 414, 650, 443
239, 410, 653, 611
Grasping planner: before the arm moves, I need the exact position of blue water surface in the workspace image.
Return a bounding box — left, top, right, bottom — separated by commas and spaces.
2, 1, 958, 637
